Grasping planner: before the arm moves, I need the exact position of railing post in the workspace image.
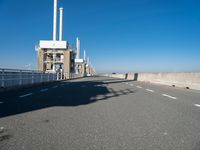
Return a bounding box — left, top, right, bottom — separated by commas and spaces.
53, 74, 55, 81
48, 73, 50, 82
40, 73, 43, 83
31, 71, 34, 84
1, 69, 5, 88
19, 70, 22, 85
61, 72, 63, 80
57, 72, 59, 80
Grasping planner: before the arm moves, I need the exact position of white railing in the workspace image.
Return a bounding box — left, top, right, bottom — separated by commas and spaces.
60, 72, 83, 80
0, 68, 85, 89
0, 68, 57, 88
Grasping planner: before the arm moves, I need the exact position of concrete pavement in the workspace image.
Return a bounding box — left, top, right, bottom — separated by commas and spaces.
0, 76, 200, 150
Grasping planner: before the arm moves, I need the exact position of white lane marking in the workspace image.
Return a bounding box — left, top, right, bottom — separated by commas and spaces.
125, 83, 129, 85
130, 84, 134, 86
194, 104, 200, 107
162, 94, 177, 100
61, 84, 65, 86
53, 86, 58, 88
136, 86, 142, 89
19, 93, 33, 98
146, 89, 154, 92
0, 127, 4, 130
0, 101, 3, 104
40, 88, 48, 92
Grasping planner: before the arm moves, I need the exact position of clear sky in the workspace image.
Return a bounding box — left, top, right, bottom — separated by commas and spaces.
0, 0, 200, 73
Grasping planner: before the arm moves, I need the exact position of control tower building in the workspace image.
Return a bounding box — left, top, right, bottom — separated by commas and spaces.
37, 0, 75, 79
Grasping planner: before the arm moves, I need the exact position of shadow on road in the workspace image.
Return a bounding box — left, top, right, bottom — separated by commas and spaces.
0, 77, 135, 118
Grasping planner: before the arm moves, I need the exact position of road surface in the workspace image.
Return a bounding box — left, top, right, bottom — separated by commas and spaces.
0, 76, 200, 150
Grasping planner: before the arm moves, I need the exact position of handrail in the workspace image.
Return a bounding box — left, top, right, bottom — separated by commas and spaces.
0, 69, 84, 89
0, 68, 44, 73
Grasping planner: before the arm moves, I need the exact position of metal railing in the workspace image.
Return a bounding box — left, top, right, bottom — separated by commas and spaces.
0, 68, 57, 88
0, 68, 84, 88
59, 72, 83, 80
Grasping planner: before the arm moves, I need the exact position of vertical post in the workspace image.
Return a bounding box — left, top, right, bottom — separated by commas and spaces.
48, 73, 50, 82
57, 72, 59, 80
40, 73, 43, 83
1, 69, 5, 88
60, 72, 63, 80
31, 71, 34, 84
19, 70, 22, 85
53, 74, 55, 81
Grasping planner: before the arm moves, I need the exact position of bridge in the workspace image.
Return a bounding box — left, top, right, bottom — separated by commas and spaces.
0, 73, 200, 150
1, 0, 200, 149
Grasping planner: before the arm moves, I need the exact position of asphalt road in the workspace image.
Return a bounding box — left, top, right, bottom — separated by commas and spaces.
0, 76, 200, 150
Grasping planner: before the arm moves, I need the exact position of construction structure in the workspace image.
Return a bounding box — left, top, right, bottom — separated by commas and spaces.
36, 0, 95, 78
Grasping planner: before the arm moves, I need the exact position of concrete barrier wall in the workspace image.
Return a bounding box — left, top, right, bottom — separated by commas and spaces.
109, 74, 126, 79
109, 72, 200, 90
137, 72, 200, 90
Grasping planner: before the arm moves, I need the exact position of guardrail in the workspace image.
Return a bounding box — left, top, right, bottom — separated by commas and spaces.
0, 68, 57, 88
0, 68, 85, 90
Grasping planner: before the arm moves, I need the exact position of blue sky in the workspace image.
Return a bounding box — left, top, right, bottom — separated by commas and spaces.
0, 0, 200, 73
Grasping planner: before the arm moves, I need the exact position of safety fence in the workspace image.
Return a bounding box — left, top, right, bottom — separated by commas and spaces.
0, 68, 57, 88
0, 68, 84, 89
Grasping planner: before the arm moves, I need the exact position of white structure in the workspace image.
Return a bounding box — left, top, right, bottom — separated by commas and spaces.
59, 7, 64, 41
37, 0, 75, 77
87, 57, 90, 65
53, 0, 58, 41
36, 0, 94, 77
75, 37, 83, 63
39, 40, 67, 49
76, 37, 80, 59
84, 49, 86, 62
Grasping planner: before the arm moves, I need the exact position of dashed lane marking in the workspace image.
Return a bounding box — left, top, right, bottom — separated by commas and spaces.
0, 101, 3, 104
19, 93, 33, 98
194, 104, 200, 108
130, 84, 134, 86
40, 88, 48, 92
136, 86, 142, 89
52, 86, 58, 88
162, 94, 177, 100
146, 89, 154, 92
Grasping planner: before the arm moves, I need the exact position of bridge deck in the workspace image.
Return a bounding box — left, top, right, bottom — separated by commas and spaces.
0, 76, 200, 150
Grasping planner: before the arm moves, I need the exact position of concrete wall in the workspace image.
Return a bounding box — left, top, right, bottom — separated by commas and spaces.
137, 72, 200, 90
108, 72, 200, 90
37, 48, 44, 72
63, 50, 71, 79
109, 74, 126, 79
